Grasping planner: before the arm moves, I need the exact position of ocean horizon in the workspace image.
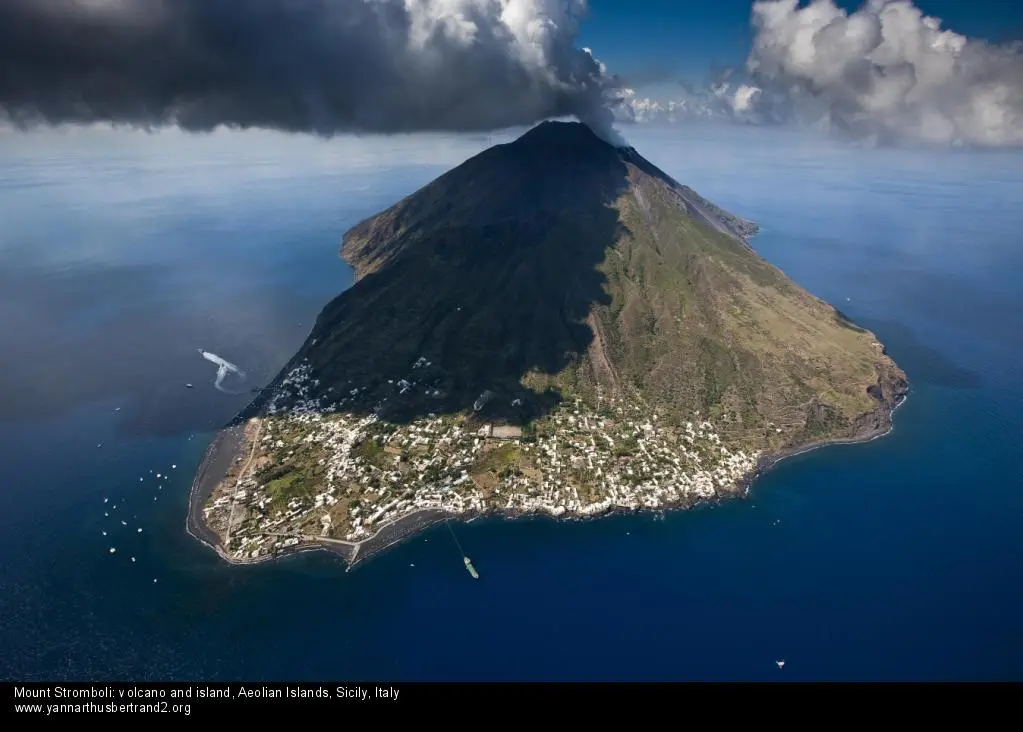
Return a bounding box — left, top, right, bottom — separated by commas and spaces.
2, 123, 1021, 681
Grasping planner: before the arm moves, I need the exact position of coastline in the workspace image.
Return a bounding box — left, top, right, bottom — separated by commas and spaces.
186, 391, 906, 570
185, 428, 454, 568
185, 424, 245, 558
738, 391, 908, 496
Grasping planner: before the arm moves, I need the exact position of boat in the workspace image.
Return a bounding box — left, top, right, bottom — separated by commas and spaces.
463, 556, 479, 579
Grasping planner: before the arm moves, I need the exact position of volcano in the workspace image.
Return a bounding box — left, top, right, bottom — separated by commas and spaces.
194, 121, 907, 563
278, 121, 906, 434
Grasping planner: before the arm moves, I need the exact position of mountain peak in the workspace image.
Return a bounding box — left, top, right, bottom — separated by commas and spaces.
336, 121, 759, 283
510, 120, 613, 153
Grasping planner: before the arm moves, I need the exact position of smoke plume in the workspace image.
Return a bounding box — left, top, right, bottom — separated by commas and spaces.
0, 0, 621, 139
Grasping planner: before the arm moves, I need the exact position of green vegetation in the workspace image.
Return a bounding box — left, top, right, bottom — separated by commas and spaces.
799, 402, 852, 440
353, 437, 384, 465
473, 443, 521, 475
264, 470, 309, 504
615, 436, 638, 457
254, 422, 329, 509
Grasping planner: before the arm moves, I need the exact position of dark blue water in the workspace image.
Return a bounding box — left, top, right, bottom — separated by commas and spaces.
1, 125, 1021, 681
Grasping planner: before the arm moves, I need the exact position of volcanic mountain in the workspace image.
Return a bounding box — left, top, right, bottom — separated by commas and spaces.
254, 120, 906, 453
192, 120, 909, 562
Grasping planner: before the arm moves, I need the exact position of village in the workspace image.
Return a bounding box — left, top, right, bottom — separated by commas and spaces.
202, 359, 761, 561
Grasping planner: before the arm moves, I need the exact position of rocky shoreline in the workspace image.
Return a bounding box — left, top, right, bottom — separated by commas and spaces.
186, 384, 907, 570
739, 390, 908, 496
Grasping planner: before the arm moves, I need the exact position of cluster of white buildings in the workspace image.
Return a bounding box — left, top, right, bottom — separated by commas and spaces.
509, 400, 760, 515
204, 360, 761, 559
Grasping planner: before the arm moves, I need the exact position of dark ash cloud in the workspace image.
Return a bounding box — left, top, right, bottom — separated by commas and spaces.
0, 0, 622, 139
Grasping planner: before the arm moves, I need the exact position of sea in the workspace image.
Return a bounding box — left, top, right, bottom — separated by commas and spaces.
1, 123, 1021, 681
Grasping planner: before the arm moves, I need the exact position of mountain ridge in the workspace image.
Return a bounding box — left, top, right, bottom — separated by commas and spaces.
342, 121, 759, 283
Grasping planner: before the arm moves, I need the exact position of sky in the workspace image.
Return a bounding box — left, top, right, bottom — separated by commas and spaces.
0, 1, 1021, 148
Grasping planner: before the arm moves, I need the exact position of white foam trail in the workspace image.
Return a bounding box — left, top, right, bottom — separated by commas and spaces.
198, 349, 248, 394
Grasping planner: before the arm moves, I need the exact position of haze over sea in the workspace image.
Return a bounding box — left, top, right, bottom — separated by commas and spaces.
1, 124, 1021, 681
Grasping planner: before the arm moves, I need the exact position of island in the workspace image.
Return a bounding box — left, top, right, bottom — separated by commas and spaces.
188, 121, 908, 568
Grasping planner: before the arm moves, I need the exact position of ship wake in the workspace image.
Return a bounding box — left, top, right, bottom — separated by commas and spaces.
199, 350, 248, 395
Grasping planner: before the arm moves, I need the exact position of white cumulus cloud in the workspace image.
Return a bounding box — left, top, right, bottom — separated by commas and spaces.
621, 0, 1023, 148
615, 80, 776, 126
747, 0, 1023, 146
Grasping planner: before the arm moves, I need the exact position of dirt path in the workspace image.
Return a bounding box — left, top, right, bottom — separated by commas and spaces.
587, 312, 619, 393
